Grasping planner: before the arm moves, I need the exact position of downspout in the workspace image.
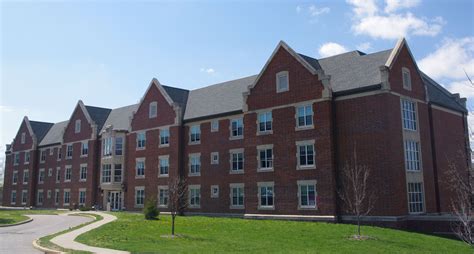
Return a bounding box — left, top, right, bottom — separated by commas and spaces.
427, 103, 441, 213
331, 97, 341, 222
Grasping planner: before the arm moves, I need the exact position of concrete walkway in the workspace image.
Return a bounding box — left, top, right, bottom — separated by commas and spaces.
51, 211, 129, 254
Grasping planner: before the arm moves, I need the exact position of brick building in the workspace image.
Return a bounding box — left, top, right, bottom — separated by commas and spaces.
2, 38, 470, 231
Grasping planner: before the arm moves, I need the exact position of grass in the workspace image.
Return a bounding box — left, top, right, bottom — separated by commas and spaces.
37, 213, 103, 254
0, 209, 65, 225
76, 212, 473, 253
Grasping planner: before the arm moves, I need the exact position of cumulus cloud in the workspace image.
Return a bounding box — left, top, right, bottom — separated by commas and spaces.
447, 80, 474, 99
308, 5, 330, 16
200, 68, 215, 74
384, 0, 420, 13
296, 4, 330, 22
357, 42, 372, 51
319, 42, 348, 58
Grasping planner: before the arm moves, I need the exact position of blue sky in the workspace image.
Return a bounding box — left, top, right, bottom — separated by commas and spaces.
1, 0, 473, 176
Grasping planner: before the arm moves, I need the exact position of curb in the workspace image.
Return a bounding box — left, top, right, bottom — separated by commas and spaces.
32, 239, 64, 254
0, 217, 33, 227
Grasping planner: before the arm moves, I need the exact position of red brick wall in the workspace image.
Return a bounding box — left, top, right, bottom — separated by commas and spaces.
11, 120, 34, 151
63, 105, 93, 143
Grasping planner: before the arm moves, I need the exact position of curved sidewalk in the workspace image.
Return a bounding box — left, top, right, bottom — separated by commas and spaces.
51, 211, 129, 254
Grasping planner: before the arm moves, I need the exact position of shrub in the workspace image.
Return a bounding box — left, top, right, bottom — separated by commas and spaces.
143, 198, 159, 220
79, 206, 92, 211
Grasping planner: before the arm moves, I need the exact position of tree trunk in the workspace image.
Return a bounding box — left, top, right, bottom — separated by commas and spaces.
172, 215, 175, 236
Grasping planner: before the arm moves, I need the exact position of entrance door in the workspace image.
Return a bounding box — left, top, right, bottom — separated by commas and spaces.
110, 191, 122, 211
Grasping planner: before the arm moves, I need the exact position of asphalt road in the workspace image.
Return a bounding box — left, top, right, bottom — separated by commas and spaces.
0, 214, 92, 254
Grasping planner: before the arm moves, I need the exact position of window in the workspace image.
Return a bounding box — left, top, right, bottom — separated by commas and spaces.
405, 140, 420, 171
211, 185, 219, 198
40, 150, 46, 163
114, 164, 122, 182
135, 187, 145, 207
258, 111, 272, 133
102, 164, 112, 183
258, 182, 274, 209
49, 148, 53, 156
258, 145, 273, 171
79, 189, 86, 205
297, 140, 315, 169
298, 180, 317, 209
211, 120, 219, 132
66, 144, 73, 159
54, 189, 60, 205
56, 167, 61, 183
12, 171, 18, 185
103, 137, 113, 156
276, 71, 289, 93
297, 105, 313, 128
189, 154, 201, 176
38, 169, 45, 184
24, 151, 30, 164
159, 156, 169, 177
21, 190, 28, 205
57, 147, 62, 160
230, 184, 244, 208
189, 185, 201, 208
81, 142, 88, 157
136, 159, 145, 177
14, 153, 20, 165
115, 137, 123, 155
402, 67, 411, 90
80, 165, 87, 181
65, 166, 72, 182
75, 119, 81, 133
160, 129, 170, 146
158, 186, 169, 207
48, 168, 53, 177
11, 190, 17, 205
37, 190, 44, 205
408, 182, 424, 213
47, 190, 51, 199
23, 170, 29, 184
21, 132, 26, 144
230, 149, 244, 173
64, 189, 71, 205
230, 118, 243, 138
149, 101, 157, 118
137, 132, 146, 149
211, 152, 219, 165
190, 125, 201, 143
401, 99, 417, 131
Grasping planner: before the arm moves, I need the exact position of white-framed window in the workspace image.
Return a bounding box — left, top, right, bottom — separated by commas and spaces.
211, 185, 219, 198
81, 142, 88, 157
49, 148, 53, 156
56, 167, 61, 183
79, 189, 86, 206
137, 132, 146, 149
296, 104, 313, 128
211, 152, 219, 165
66, 144, 73, 159
114, 164, 122, 183
24, 151, 30, 164
149, 101, 158, 118
21, 132, 26, 144
38, 168, 45, 184
160, 129, 170, 146
401, 99, 417, 131
54, 189, 60, 205
48, 168, 53, 177
404, 140, 420, 171
22, 170, 29, 184
258, 111, 272, 133
136, 158, 145, 178
80, 164, 87, 181
158, 186, 169, 207
47, 190, 51, 199
276, 71, 289, 93
230, 149, 244, 173
115, 137, 123, 156
230, 183, 244, 208
63, 189, 71, 206
296, 140, 315, 169
257, 145, 273, 172
258, 182, 274, 209
11, 190, 17, 205
65, 166, 72, 182
102, 137, 113, 156
189, 153, 201, 176
13, 153, 20, 165
57, 147, 62, 161
189, 185, 201, 208
75, 119, 81, 133
190, 125, 201, 144
40, 150, 46, 163
211, 120, 219, 132
402, 67, 411, 90
101, 164, 111, 183
298, 180, 317, 209
21, 190, 28, 205
230, 118, 243, 138
159, 156, 169, 177
135, 187, 145, 208
12, 170, 18, 185
37, 189, 44, 205
408, 182, 424, 214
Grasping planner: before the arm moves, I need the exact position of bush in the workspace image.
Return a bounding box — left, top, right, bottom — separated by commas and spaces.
79, 206, 92, 211
143, 198, 159, 220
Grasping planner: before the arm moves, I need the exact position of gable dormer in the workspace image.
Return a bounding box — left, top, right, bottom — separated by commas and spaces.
11, 117, 53, 152
63, 100, 96, 142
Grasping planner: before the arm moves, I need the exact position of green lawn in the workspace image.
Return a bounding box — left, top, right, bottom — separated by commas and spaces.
0, 209, 64, 225
76, 212, 472, 253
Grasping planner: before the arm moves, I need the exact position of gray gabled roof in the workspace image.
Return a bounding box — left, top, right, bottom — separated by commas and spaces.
183, 75, 258, 120
85, 105, 112, 131
421, 72, 467, 113
100, 104, 139, 133
163, 86, 189, 109
39, 120, 68, 146
29, 121, 54, 143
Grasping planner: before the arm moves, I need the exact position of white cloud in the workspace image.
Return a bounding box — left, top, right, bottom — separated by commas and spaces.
296, 4, 330, 22
419, 37, 474, 80
308, 5, 330, 16
347, 0, 378, 17
447, 80, 474, 99
0, 105, 14, 113
384, 0, 420, 13
200, 68, 215, 74
296, 5, 302, 13
357, 42, 372, 51
319, 42, 348, 58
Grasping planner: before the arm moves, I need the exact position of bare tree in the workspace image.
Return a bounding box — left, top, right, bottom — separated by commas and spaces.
338, 148, 376, 239
168, 176, 188, 237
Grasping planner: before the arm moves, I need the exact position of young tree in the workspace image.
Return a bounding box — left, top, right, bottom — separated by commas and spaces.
338, 148, 376, 239
168, 176, 188, 237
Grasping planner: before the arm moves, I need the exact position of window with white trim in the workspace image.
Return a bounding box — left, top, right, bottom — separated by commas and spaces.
13, 153, 20, 165
160, 129, 170, 146
65, 166, 72, 182
404, 140, 420, 171
211, 120, 219, 132
136, 159, 145, 177
159, 156, 169, 177
48, 168, 53, 177
258, 145, 273, 171
408, 182, 424, 213
57, 147, 62, 160
189, 154, 201, 176
54, 189, 60, 205
297, 140, 315, 169
47, 190, 51, 199
21, 132, 26, 144
298, 180, 317, 209
211, 152, 219, 165
12, 171, 18, 185
297, 105, 313, 128
40, 150, 46, 163
115, 137, 123, 155
190, 125, 201, 143
401, 99, 417, 131
189, 185, 201, 208
24, 151, 30, 164
402, 67, 411, 90
56, 167, 61, 183
258, 111, 272, 133
23, 170, 29, 184
38, 168, 45, 184
135, 187, 145, 207
114, 164, 122, 183
101, 164, 111, 183
81, 142, 88, 157
230, 184, 244, 208
231, 118, 243, 138
258, 182, 274, 209
230, 149, 244, 173
49, 148, 53, 155
21, 190, 28, 205
158, 186, 169, 207
149, 101, 157, 118
66, 144, 73, 159
79, 189, 86, 205
137, 132, 146, 149
211, 185, 219, 198
75, 119, 81, 133
103, 137, 113, 156
63, 189, 70, 205
80, 165, 87, 181
276, 71, 289, 93
37, 189, 44, 205
11, 190, 16, 205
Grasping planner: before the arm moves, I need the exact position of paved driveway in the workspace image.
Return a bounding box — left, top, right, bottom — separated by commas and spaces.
0, 214, 92, 254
